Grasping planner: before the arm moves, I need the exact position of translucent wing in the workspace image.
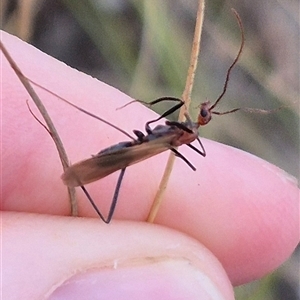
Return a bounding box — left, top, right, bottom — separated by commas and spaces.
61, 135, 176, 187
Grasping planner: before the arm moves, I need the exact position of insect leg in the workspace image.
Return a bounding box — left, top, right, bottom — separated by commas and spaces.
145, 97, 185, 134
133, 130, 145, 142
170, 148, 196, 171
80, 185, 107, 222
166, 121, 206, 157
119, 97, 184, 134
187, 137, 206, 157
146, 96, 183, 107
80, 168, 126, 223
165, 120, 207, 156
165, 120, 194, 134
106, 168, 126, 223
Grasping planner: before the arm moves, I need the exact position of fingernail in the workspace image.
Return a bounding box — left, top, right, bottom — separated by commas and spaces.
48, 259, 230, 299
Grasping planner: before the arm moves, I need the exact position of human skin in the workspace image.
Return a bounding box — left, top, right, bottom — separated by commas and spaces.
1, 31, 299, 299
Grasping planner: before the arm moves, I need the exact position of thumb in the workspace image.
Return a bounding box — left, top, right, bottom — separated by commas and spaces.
3, 212, 234, 299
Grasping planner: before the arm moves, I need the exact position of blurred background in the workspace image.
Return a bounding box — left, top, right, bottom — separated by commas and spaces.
2, 0, 299, 298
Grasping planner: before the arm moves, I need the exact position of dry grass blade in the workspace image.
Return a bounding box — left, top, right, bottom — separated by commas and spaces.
0, 41, 78, 216
147, 0, 205, 223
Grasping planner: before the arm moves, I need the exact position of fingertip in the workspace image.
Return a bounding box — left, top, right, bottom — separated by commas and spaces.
155, 142, 299, 284
2, 30, 298, 287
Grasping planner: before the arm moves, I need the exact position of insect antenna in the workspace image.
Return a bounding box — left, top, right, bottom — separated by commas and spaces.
209, 8, 244, 113
196, 9, 245, 127
208, 9, 285, 117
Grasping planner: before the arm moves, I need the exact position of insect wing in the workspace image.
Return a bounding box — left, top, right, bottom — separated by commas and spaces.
61, 134, 176, 187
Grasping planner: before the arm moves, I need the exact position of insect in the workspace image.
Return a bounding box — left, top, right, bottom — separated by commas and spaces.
61, 97, 205, 223
61, 12, 246, 223
2, 9, 272, 223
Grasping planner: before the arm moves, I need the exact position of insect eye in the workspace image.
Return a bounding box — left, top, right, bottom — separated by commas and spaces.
198, 104, 212, 126
200, 109, 208, 117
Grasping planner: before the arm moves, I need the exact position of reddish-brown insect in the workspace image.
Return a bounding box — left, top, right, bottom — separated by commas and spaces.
57, 10, 254, 223
61, 14, 246, 223
61, 97, 206, 223
2, 10, 276, 223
